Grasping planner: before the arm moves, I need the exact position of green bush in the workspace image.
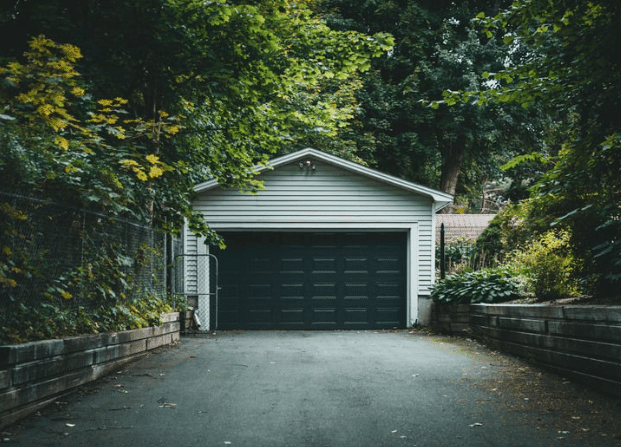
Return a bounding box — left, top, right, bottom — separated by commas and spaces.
506, 229, 582, 300
436, 238, 478, 274
0, 292, 178, 345
473, 217, 503, 266
430, 267, 520, 305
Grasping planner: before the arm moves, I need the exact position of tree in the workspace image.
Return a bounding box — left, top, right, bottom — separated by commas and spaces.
441, 1, 621, 294
1, 0, 392, 238
321, 0, 547, 210
0, 36, 176, 217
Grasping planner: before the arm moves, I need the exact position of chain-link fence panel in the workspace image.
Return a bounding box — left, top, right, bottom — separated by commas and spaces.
0, 190, 168, 343
172, 253, 218, 331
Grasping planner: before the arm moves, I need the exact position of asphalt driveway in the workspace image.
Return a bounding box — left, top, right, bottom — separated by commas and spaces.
4, 331, 621, 447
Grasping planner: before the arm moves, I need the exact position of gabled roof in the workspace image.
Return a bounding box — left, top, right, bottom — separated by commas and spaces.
194, 148, 453, 211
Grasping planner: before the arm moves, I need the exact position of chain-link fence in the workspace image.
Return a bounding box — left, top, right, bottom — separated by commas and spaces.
171, 252, 218, 330
0, 190, 170, 343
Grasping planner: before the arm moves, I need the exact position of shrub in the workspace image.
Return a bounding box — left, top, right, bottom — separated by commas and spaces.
474, 217, 503, 266
430, 267, 520, 305
506, 229, 581, 300
437, 238, 477, 274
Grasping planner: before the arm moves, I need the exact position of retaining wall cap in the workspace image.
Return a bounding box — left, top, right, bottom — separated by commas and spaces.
471, 304, 564, 319
470, 303, 621, 322
0, 313, 180, 367
0, 339, 66, 366
562, 306, 621, 323
161, 312, 180, 323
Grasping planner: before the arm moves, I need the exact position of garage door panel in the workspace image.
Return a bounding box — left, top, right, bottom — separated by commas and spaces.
280, 258, 304, 273
344, 257, 369, 273
311, 282, 337, 298
214, 232, 406, 330
248, 309, 273, 325
219, 309, 240, 325
279, 309, 305, 325
249, 257, 271, 273
312, 257, 337, 273
311, 308, 338, 323
343, 308, 370, 326
248, 284, 272, 300
344, 288, 369, 301
281, 283, 304, 299
377, 282, 402, 296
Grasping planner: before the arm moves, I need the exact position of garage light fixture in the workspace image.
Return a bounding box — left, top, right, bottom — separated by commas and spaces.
299, 159, 316, 171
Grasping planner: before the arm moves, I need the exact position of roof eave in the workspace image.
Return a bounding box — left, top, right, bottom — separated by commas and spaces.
194, 148, 454, 207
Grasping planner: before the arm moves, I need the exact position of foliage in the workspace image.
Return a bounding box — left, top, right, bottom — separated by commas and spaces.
0, 36, 178, 223
473, 216, 503, 266
0, 0, 393, 241
0, 213, 181, 345
1, 291, 176, 345
505, 230, 583, 301
433, 0, 621, 295
322, 0, 549, 208
0, 3, 396, 342
431, 267, 519, 305
0, 193, 178, 346
437, 238, 493, 274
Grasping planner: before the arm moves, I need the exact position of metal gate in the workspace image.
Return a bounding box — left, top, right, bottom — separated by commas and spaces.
172, 253, 219, 330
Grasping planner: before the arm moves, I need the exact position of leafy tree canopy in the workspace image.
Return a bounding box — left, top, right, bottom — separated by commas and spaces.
320, 0, 548, 211
436, 0, 621, 294
1, 0, 393, 240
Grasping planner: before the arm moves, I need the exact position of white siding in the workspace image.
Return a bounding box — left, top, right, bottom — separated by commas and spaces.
183, 224, 198, 294
191, 160, 436, 297
181, 228, 211, 329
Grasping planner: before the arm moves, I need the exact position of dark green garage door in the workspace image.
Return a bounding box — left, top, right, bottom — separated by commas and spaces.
212, 232, 407, 330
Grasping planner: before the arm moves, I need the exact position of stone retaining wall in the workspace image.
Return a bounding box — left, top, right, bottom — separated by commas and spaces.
0, 313, 181, 428
469, 304, 621, 398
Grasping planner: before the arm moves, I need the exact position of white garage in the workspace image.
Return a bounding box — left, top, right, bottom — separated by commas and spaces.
183, 148, 452, 330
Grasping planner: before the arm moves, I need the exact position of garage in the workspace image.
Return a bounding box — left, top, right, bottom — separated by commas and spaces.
213, 231, 407, 330
185, 148, 452, 330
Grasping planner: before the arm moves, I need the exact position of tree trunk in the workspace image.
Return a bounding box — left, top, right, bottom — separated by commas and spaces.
438, 137, 465, 214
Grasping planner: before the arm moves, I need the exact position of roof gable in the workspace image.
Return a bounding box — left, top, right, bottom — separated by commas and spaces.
194, 148, 453, 211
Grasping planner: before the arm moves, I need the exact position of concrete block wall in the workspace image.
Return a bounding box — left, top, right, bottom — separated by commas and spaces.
0, 313, 181, 428
470, 304, 621, 398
